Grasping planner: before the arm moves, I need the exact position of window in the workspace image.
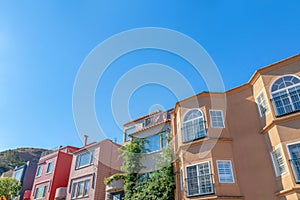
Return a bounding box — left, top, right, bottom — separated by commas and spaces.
75, 151, 94, 169
183, 109, 206, 142
13, 169, 23, 181
144, 132, 167, 153
112, 193, 121, 200
46, 161, 54, 174
288, 143, 300, 182
217, 160, 234, 183
186, 161, 213, 196
271, 75, 300, 116
34, 185, 47, 199
256, 92, 269, 116
71, 180, 90, 199
36, 165, 44, 177
180, 169, 183, 190
209, 110, 225, 128
271, 147, 286, 176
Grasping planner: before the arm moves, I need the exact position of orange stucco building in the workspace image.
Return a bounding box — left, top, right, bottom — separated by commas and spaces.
172, 54, 300, 200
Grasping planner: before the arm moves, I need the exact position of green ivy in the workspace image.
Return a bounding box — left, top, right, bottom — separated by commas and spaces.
108, 137, 175, 200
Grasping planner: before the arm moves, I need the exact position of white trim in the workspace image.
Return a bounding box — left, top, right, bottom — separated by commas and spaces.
183, 109, 204, 123
209, 110, 225, 128
286, 141, 300, 157
255, 90, 269, 117
185, 160, 213, 197
270, 147, 287, 177
45, 161, 54, 174
270, 74, 300, 94
216, 160, 235, 183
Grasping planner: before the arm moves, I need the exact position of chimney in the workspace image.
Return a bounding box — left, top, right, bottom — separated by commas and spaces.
84, 135, 89, 146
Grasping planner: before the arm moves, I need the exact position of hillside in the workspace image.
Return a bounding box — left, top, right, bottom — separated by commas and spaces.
0, 147, 49, 176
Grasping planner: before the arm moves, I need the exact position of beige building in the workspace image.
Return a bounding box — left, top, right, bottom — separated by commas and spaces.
172, 54, 300, 200
66, 139, 122, 200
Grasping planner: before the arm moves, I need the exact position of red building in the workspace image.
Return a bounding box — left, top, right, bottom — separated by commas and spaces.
30, 146, 79, 200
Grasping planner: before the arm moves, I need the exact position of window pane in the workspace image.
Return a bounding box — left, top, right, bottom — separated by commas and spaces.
256, 92, 268, 116
46, 162, 54, 174
271, 148, 286, 176
186, 165, 198, 196
84, 180, 90, 196
77, 181, 84, 197
183, 110, 206, 142
186, 162, 213, 196
288, 143, 300, 182
35, 186, 47, 199
217, 161, 234, 183
36, 165, 44, 177
76, 151, 94, 168
145, 134, 161, 152
13, 169, 22, 181
71, 183, 77, 198
210, 110, 225, 128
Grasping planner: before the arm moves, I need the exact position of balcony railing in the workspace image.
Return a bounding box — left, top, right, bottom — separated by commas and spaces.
185, 174, 214, 197
289, 158, 300, 183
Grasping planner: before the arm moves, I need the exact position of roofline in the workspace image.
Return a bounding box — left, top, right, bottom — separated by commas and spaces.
174, 53, 300, 109
123, 110, 162, 126
123, 108, 174, 126
73, 139, 121, 154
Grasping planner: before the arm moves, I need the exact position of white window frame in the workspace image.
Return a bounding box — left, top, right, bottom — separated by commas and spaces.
34, 185, 47, 199
75, 150, 94, 169
71, 180, 90, 199
209, 110, 225, 128
216, 160, 235, 183
270, 75, 300, 116
185, 161, 213, 197
144, 131, 168, 153
287, 141, 300, 182
270, 146, 286, 176
183, 109, 206, 142
255, 91, 269, 117
46, 161, 54, 174
35, 165, 44, 177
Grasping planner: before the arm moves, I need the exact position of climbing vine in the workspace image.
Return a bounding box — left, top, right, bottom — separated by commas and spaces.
105, 137, 175, 200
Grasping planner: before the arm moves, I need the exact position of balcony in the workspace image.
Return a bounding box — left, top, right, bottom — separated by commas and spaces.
290, 158, 300, 183
106, 179, 124, 193
185, 174, 214, 197
55, 187, 67, 200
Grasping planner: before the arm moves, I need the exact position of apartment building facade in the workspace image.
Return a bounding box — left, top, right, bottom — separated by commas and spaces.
172, 54, 300, 200
12, 161, 37, 200
66, 139, 122, 200
123, 109, 172, 173
30, 146, 79, 200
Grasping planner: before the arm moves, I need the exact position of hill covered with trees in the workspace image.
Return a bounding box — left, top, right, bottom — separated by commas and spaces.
0, 148, 49, 176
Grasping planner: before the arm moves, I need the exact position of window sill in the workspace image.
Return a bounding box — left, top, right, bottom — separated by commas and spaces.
72, 195, 89, 199
187, 192, 214, 198
75, 163, 94, 170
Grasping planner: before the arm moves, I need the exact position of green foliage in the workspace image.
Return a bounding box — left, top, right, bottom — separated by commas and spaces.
0, 177, 22, 200
104, 173, 127, 185
120, 137, 175, 200
0, 148, 48, 176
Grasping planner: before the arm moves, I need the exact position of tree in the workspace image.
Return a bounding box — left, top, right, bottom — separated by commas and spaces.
104, 137, 175, 200
0, 177, 22, 200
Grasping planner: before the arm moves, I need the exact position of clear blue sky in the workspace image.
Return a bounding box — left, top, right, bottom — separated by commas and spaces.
0, 1, 299, 151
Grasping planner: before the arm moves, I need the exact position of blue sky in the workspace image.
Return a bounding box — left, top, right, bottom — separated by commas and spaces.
0, 1, 299, 151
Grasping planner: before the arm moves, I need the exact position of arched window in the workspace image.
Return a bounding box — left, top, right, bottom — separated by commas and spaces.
183, 109, 206, 142
271, 75, 300, 116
